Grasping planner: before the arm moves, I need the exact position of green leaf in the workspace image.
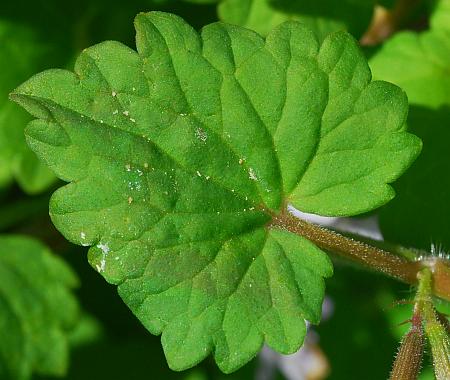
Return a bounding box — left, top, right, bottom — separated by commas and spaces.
370, 27, 450, 108
218, 0, 376, 41
0, 235, 80, 380
0, 20, 55, 193
431, 0, 450, 32
11, 12, 420, 372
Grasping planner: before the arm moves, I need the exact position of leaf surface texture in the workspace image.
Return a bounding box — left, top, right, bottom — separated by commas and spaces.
12, 12, 420, 372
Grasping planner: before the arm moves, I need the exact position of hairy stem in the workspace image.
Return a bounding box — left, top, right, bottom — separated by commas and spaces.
416, 269, 450, 380
389, 309, 424, 380
270, 211, 450, 301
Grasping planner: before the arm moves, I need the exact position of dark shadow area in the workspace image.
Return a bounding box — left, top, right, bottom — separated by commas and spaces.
1, 0, 217, 54
318, 266, 401, 380
380, 105, 450, 252
268, 0, 374, 37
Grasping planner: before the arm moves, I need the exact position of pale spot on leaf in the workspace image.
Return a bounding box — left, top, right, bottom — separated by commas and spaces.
195, 127, 208, 142
249, 168, 258, 181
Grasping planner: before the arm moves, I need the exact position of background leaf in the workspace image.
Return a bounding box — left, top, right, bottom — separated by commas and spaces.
0, 235, 80, 380
218, 0, 376, 41
0, 21, 55, 193
370, 28, 450, 109
431, 0, 450, 32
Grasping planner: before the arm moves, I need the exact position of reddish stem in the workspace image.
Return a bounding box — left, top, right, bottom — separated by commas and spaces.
270, 211, 450, 301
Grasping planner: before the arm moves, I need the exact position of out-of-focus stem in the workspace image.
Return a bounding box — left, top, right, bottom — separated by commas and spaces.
361, 0, 422, 45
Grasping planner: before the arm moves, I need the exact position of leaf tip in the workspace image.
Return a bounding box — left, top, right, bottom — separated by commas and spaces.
9, 76, 54, 121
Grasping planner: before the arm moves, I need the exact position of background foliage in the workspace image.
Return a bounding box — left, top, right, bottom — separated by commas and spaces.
0, 0, 449, 379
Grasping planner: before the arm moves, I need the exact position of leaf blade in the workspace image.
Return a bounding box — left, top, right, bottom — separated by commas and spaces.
11, 12, 420, 373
